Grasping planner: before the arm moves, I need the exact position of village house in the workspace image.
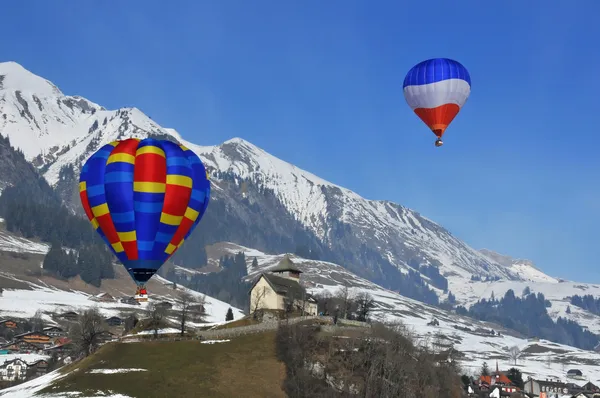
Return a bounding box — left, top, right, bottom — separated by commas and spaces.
28, 359, 49, 378
58, 311, 79, 321
1, 340, 43, 354
524, 378, 571, 397
13, 331, 52, 347
0, 320, 18, 330
42, 326, 65, 338
120, 296, 141, 306
478, 363, 519, 395
90, 292, 116, 303
0, 358, 27, 381
44, 337, 72, 354
155, 301, 173, 311
105, 316, 123, 327
567, 369, 585, 380
249, 255, 318, 316
97, 331, 116, 344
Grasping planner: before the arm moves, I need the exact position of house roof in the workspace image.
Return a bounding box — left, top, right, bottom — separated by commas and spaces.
269, 255, 302, 274
14, 331, 50, 339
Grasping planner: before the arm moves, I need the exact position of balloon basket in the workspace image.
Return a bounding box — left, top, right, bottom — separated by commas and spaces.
435, 139, 443, 147
135, 286, 149, 303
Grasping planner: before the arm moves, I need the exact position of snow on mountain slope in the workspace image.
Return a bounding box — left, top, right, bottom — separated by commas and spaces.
204, 242, 600, 383
0, 61, 537, 286
451, 278, 600, 334
479, 249, 558, 283
0, 228, 49, 254
0, 61, 104, 165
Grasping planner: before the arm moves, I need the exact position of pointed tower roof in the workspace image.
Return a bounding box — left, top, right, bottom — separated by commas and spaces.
269, 254, 302, 274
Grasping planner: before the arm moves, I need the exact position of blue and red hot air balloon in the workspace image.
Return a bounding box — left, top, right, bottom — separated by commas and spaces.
79, 138, 210, 301
403, 58, 471, 147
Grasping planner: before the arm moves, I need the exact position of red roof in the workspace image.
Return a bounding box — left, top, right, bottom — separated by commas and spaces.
479, 373, 515, 387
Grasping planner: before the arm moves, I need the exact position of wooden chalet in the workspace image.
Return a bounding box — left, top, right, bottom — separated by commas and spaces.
42, 326, 64, 338
28, 359, 49, 377
1, 340, 42, 353
44, 337, 72, 354
120, 296, 141, 306
14, 331, 52, 346
97, 331, 116, 344
59, 311, 79, 321
90, 292, 116, 303
0, 319, 18, 329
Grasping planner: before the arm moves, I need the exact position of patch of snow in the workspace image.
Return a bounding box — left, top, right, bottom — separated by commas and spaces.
0, 230, 49, 254
201, 339, 230, 344
0, 368, 71, 397
87, 368, 147, 374
134, 328, 180, 336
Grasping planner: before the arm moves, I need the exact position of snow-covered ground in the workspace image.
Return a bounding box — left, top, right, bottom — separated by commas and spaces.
0, 281, 133, 321
0, 230, 49, 255
450, 277, 600, 334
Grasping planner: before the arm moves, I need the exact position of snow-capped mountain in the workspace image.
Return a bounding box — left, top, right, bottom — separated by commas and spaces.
0, 61, 557, 297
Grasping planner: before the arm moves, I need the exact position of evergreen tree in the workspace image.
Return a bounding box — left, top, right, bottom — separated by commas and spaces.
481, 362, 489, 376
506, 368, 524, 389
226, 307, 234, 321
252, 257, 259, 269
522, 286, 531, 297
566, 306, 571, 314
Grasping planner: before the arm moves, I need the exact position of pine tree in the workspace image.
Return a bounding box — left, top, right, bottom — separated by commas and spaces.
251, 257, 259, 269
566, 306, 571, 314
481, 362, 490, 376
226, 307, 234, 321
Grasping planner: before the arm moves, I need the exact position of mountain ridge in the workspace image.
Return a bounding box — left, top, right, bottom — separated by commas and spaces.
0, 60, 558, 298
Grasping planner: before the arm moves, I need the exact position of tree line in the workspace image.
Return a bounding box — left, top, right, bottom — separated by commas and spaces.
165, 252, 252, 310
0, 170, 116, 286
455, 289, 599, 350
276, 321, 462, 397
570, 294, 600, 316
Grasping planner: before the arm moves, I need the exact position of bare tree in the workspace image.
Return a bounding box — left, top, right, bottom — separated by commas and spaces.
509, 346, 521, 366
176, 291, 206, 336
354, 292, 375, 322
30, 310, 45, 332
147, 302, 167, 339
69, 307, 108, 357
336, 285, 351, 319
315, 291, 333, 315
251, 286, 267, 319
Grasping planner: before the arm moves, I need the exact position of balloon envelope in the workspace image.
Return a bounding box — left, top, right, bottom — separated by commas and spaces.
79, 138, 210, 285
403, 58, 471, 139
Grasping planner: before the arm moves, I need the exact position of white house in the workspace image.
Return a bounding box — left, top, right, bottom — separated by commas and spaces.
249, 255, 318, 316
0, 358, 28, 381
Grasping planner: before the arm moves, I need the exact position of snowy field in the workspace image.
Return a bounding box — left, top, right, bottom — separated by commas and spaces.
450, 277, 600, 334
0, 274, 244, 327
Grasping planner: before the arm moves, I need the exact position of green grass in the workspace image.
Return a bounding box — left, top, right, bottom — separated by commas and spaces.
211, 317, 259, 330
40, 332, 286, 398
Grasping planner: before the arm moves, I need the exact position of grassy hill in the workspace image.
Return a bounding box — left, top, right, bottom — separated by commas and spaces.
39, 332, 285, 398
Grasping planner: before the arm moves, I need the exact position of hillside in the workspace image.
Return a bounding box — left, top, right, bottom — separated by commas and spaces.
0, 333, 285, 398
0, 224, 244, 324
0, 60, 554, 302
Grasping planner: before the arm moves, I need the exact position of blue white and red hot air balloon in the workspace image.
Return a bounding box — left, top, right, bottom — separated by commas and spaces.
403, 58, 471, 147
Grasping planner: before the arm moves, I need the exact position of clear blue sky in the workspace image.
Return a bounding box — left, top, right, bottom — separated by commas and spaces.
3, 1, 600, 281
